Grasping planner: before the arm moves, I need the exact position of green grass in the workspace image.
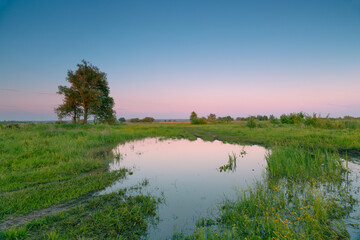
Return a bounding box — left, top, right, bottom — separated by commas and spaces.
1, 121, 360, 239
187, 146, 356, 239
266, 146, 345, 182
189, 180, 353, 240
2, 191, 159, 240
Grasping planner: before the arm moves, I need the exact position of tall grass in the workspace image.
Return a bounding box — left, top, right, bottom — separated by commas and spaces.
191, 180, 352, 239
219, 153, 237, 172
266, 147, 344, 182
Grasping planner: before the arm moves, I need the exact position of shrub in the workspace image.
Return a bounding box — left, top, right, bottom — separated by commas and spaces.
304, 113, 321, 127
247, 116, 257, 128
192, 117, 207, 125
269, 115, 279, 124
190, 111, 198, 123
280, 112, 305, 124
217, 116, 233, 123
55, 120, 67, 124
207, 113, 217, 122
141, 117, 155, 123
129, 118, 140, 123
118, 117, 126, 123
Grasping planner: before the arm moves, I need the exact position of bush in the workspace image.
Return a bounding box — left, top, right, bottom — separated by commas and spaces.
269, 115, 279, 124
129, 118, 140, 123
280, 112, 305, 124
141, 117, 155, 123
129, 117, 155, 123
5, 123, 21, 129
304, 113, 321, 127
247, 116, 257, 128
55, 120, 68, 124
118, 117, 126, 123
217, 116, 233, 123
192, 117, 207, 125
190, 111, 198, 123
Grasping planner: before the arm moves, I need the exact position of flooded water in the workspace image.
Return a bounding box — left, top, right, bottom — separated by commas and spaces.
99, 138, 360, 239
344, 158, 360, 240
100, 138, 268, 239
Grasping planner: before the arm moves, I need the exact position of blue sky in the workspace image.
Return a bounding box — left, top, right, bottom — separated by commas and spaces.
0, 0, 359, 120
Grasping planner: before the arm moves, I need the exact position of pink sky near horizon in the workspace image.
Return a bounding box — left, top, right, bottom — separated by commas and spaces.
1, 71, 359, 121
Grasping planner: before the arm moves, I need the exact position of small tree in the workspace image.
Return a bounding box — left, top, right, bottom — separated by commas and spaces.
207, 113, 217, 122
118, 117, 126, 123
130, 118, 140, 123
141, 117, 155, 123
190, 111, 198, 124
247, 116, 257, 128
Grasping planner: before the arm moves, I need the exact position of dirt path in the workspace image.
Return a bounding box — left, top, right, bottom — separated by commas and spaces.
184, 128, 220, 140
0, 193, 91, 231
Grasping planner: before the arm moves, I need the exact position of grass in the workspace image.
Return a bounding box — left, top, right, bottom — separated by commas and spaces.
1, 120, 360, 239
219, 153, 237, 172
266, 146, 345, 182
2, 191, 159, 240
189, 180, 354, 240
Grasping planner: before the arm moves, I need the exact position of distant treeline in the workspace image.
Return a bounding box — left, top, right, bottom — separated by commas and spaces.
128, 117, 155, 123
188, 111, 360, 129
2, 113, 359, 129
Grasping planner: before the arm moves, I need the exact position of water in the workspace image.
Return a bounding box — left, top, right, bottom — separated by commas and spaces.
99, 138, 360, 239
344, 158, 360, 240
100, 138, 268, 239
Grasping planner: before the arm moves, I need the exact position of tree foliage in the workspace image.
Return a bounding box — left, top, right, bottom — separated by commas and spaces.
129, 117, 155, 123
118, 117, 126, 123
207, 113, 217, 122
217, 116, 234, 123
190, 111, 207, 125
55, 60, 116, 124
190, 111, 198, 123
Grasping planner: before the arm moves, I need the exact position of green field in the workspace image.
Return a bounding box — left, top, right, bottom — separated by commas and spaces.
0, 120, 359, 239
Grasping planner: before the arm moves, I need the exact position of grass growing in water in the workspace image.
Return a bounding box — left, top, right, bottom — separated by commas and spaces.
266, 146, 345, 182
188, 147, 356, 239
191, 180, 353, 239
219, 153, 237, 172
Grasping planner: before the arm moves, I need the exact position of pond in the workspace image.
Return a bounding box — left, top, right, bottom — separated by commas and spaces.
344, 158, 360, 240
100, 138, 268, 239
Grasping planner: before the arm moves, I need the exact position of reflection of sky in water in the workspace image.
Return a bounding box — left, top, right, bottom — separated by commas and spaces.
344, 159, 360, 240
99, 138, 268, 239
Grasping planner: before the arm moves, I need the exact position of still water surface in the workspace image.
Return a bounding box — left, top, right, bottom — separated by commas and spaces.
99, 138, 360, 239
100, 138, 267, 239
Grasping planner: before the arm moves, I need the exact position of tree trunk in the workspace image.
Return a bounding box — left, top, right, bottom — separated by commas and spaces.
83, 107, 88, 124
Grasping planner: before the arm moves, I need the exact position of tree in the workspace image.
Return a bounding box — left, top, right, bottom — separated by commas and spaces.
217, 116, 233, 123
130, 118, 140, 123
91, 74, 116, 124
55, 60, 116, 124
207, 113, 216, 122
55, 86, 82, 123
247, 116, 257, 128
190, 111, 198, 123
118, 117, 126, 123
141, 117, 155, 123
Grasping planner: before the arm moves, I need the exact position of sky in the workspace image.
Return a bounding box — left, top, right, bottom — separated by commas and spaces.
0, 0, 359, 121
